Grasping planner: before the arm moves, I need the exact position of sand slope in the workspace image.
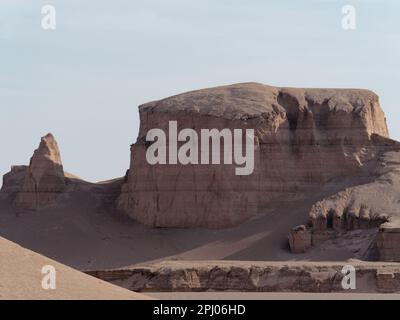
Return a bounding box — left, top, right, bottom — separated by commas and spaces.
0, 237, 149, 300
0, 172, 373, 271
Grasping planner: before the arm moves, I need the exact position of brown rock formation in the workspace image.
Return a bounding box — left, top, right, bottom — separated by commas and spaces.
0, 165, 28, 201
288, 225, 312, 253
291, 147, 400, 260
14, 133, 66, 210
376, 223, 400, 262
118, 82, 390, 228
309, 147, 400, 231
87, 260, 400, 293
1, 133, 127, 215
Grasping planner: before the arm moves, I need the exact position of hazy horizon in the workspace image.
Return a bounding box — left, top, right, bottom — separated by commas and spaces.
2, 0, 400, 183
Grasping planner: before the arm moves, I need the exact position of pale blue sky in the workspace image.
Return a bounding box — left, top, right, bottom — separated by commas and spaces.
1, 0, 399, 182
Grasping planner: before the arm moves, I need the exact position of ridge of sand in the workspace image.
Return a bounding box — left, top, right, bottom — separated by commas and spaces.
0, 237, 150, 300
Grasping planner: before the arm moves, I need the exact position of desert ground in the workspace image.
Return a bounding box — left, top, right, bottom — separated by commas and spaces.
0, 174, 374, 271
0, 236, 148, 300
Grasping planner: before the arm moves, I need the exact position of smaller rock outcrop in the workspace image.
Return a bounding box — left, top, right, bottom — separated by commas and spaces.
13, 133, 66, 210
0, 165, 28, 201
376, 222, 400, 262
288, 225, 312, 253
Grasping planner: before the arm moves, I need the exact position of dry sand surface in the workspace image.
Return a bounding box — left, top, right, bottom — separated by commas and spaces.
0, 237, 150, 300
0, 171, 373, 272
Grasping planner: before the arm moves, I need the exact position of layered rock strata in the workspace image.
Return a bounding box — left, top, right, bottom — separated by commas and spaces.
118, 82, 389, 228
86, 260, 400, 293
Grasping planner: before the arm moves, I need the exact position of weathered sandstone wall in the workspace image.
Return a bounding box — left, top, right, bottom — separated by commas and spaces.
118, 83, 389, 228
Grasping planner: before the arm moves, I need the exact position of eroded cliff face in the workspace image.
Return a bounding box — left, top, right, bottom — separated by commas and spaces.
118, 82, 389, 228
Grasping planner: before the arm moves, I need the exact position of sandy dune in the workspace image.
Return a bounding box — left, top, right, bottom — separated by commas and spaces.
0, 237, 149, 300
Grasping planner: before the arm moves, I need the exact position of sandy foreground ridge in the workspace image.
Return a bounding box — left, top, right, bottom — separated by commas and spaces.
0, 237, 149, 300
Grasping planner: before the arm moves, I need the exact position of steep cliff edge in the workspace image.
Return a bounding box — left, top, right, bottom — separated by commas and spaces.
118, 82, 390, 228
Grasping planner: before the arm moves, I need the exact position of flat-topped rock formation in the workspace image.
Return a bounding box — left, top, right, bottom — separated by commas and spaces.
118, 82, 390, 228
13, 133, 66, 210
0, 236, 148, 300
